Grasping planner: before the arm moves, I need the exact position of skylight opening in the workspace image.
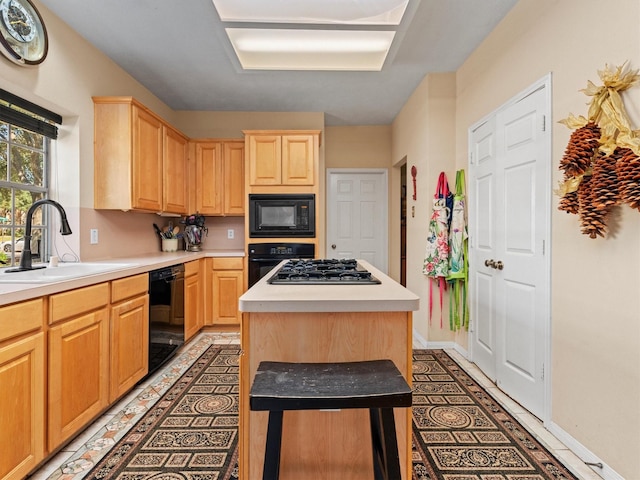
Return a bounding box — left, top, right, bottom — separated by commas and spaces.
212, 0, 409, 71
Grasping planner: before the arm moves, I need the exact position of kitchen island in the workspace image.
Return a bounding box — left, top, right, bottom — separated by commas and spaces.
238, 260, 419, 480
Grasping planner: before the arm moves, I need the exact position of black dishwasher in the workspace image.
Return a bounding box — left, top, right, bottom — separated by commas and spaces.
145, 264, 185, 380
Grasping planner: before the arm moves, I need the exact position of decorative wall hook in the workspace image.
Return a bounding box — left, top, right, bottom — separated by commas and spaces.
411, 165, 417, 200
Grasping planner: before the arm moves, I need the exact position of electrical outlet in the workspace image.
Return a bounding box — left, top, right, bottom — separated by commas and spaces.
90, 229, 99, 244
227, 229, 234, 239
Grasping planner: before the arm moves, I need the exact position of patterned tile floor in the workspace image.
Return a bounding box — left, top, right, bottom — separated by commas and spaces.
29, 332, 601, 480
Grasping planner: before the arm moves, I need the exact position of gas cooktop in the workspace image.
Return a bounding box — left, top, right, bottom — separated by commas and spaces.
267, 259, 381, 285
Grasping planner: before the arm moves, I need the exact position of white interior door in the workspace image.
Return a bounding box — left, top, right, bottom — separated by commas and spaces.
326, 169, 388, 272
469, 77, 551, 420
469, 116, 498, 381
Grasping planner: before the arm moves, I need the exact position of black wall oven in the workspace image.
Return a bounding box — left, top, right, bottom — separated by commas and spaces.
248, 242, 315, 287
249, 194, 315, 238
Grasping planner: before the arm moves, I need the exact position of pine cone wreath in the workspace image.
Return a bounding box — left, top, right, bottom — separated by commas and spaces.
616, 148, 640, 211
577, 174, 608, 238
559, 122, 601, 177
590, 150, 621, 210
558, 182, 580, 214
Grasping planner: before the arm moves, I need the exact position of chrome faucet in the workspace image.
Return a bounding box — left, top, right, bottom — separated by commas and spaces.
6, 199, 72, 272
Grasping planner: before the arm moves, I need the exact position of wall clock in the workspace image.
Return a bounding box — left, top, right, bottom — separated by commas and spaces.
0, 0, 47, 65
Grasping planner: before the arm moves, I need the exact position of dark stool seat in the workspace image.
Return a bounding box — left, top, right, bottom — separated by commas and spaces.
249, 359, 412, 480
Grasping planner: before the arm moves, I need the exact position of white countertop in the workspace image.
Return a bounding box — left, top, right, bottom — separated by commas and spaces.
239, 260, 419, 313
0, 249, 244, 306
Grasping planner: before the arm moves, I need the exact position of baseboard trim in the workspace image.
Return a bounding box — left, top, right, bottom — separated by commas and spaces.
546, 421, 622, 480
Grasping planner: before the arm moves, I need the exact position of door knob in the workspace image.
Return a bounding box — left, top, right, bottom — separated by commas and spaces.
331, 244, 336, 249
495, 261, 504, 270
484, 259, 495, 268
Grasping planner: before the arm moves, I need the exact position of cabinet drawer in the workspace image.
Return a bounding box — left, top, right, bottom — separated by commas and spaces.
49, 283, 110, 324
212, 257, 243, 270
111, 273, 148, 303
0, 298, 45, 343
185, 260, 200, 277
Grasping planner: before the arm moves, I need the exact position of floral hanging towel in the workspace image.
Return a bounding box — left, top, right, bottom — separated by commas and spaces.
447, 169, 469, 331
423, 172, 452, 327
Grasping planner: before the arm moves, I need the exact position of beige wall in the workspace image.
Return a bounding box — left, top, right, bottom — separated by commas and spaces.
324, 125, 391, 169
0, 1, 180, 261
392, 73, 457, 343
174, 111, 324, 139
457, 0, 640, 477
1, 2, 328, 261
4, 0, 638, 474
324, 125, 394, 272
391, 0, 639, 476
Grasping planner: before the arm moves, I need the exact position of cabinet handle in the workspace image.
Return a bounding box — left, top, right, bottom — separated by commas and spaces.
331, 244, 336, 249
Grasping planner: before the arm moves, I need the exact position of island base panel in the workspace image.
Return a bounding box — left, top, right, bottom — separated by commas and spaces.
240, 311, 412, 480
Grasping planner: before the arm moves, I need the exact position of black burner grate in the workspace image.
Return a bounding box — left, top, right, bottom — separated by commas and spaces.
267, 259, 381, 285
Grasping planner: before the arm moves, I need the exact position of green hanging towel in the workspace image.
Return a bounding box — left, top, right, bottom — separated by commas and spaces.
447, 169, 469, 331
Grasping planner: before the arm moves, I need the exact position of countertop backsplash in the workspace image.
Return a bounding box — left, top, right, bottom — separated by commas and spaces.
201, 216, 245, 250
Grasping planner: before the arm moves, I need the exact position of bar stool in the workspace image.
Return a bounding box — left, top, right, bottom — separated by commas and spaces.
249, 359, 412, 480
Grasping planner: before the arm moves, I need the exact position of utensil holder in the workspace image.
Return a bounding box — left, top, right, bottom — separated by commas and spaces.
161, 238, 178, 252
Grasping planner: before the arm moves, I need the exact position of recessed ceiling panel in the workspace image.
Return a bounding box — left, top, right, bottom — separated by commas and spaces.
213, 0, 409, 25
226, 29, 395, 70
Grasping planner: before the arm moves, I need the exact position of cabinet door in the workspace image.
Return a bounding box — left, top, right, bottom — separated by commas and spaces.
48, 309, 110, 449
212, 270, 243, 325
196, 142, 224, 215
248, 135, 281, 185
163, 126, 189, 214
0, 333, 45, 480
110, 295, 149, 402
224, 141, 245, 215
184, 261, 203, 341
282, 134, 315, 185
132, 106, 163, 211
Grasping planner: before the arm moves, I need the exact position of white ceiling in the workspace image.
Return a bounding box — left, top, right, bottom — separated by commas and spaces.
38, 0, 519, 126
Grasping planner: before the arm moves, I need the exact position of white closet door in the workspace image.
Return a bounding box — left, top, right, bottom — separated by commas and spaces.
469, 78, 551, 420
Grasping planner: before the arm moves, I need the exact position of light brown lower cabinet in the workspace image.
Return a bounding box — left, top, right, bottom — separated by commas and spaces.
48, 283, 111, 450
184, 260, 204, 341
109, 274, 149, 402
206, 257, 244, 326
0, 274, 152, 480
0, 326, 45, 480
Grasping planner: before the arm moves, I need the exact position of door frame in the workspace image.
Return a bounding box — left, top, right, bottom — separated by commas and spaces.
467, 73, 553, 423
326, 168, 389, 273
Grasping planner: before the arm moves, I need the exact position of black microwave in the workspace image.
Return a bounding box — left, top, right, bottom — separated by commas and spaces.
249, 194, 315, 238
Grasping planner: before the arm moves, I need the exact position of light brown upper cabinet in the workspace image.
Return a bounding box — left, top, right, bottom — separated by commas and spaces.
194, 140, 245, 216
163, 126, 189, 214
245, 131, 319, 186
93, 97, 188, 214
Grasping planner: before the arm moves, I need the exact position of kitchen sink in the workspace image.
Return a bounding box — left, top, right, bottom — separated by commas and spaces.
0, 262, 137, 284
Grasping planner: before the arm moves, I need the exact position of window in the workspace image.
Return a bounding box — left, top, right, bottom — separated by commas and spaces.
0, 90, 60, 268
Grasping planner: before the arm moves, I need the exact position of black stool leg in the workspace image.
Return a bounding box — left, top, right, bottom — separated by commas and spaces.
369, 407, 402, 480
263, 410, 284, 480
